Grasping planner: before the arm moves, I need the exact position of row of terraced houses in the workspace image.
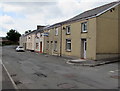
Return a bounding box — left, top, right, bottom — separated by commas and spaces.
19, 1, 120, 61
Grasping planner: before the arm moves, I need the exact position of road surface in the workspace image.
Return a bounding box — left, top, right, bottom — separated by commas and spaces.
2, 46, 119, 89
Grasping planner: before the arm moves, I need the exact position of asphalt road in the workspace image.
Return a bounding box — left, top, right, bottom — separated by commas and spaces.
2, 46, 119, 89
2, 65, 16, 90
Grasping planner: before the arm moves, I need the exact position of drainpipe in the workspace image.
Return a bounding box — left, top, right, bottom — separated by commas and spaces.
60, 24, 62, 56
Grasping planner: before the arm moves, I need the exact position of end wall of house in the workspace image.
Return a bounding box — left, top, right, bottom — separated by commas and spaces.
96, 5, 119, 60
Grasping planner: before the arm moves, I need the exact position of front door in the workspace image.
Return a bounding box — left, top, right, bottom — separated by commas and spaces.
50, 41, 53, 55
40, 42, 42, 53
81, 39, 87, 59
83, 40, 87, 59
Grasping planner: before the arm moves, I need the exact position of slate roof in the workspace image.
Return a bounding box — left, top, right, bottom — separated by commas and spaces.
45, 1, 120, 28
62, 1, 120, 24
24, 1, 120, 33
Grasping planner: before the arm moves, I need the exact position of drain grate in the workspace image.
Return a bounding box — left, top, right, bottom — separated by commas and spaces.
33, 72, 47, 77
14, 80, 22, 85
57, 83, 77, 89
110, 75, 120, 79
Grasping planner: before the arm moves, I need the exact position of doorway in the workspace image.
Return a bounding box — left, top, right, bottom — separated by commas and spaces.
81, 39, 87, 59
40, 42, 42, 53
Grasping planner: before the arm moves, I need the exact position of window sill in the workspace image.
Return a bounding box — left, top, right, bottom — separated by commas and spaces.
66, 50, 71, 52
81, 32, 88, 33
54, 50, 58, 52
66, 33, 71, 35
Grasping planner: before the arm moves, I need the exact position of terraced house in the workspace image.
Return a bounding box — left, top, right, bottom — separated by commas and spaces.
20, 1, 120, 61
34, 26, 45, 53
44, 1, 120, 60
43, 23, 62, 56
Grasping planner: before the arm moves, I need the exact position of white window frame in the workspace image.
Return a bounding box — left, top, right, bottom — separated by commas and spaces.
81, 22, 87, 33
55, 28, 58, 36
66, 25, 71, 35
66, 39, 71, 51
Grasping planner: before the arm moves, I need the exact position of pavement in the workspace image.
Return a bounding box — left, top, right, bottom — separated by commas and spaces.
2, 45, 119, 89
67, 58, 120, 67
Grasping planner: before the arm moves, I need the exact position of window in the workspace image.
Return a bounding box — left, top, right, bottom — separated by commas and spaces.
36, 33, 39, 39
54, 41, 57, 51
55, 28, 58, 36
36, 43, 39, 49
66, 25, 71, 34
46, 41, 49, 50
66, 39, 71, 51
28, 36, 31, 39
81, 22, 87, 33
40, 33, 42, 37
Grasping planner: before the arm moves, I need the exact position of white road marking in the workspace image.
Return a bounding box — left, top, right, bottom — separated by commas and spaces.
2, 63, 19, 90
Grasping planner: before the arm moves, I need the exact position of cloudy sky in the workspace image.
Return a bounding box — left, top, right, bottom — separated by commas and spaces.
0, 0, 117, 37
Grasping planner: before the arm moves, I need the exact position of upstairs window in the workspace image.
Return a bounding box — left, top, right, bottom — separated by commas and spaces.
66, 39, 71, 51
40, 33, 42, 37
55, 28, 58, 36
36, 33, 39, 39
81, 22, 87, 33
66, 25, 71, 35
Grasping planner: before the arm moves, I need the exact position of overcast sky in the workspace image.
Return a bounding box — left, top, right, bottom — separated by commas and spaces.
0, 0, 117, 37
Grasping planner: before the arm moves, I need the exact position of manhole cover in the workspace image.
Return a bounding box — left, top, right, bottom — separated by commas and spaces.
57, 83, 77, 89
33, 72, 47, 77
14, 80, 22, 85
110, 75, 120, 79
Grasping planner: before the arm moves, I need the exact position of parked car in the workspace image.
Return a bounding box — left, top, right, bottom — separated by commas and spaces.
16, 46, 25, 52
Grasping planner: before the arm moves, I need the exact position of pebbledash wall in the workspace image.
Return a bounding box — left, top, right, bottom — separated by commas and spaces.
19, 1, 120, 61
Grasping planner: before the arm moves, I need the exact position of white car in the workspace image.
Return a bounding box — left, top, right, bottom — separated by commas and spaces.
16, 46, 25, 52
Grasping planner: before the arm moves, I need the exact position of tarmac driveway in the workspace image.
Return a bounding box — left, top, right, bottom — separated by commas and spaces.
2, 46, 119, 89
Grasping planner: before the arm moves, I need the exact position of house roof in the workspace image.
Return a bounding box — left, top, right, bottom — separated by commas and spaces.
23, 1, 120, 33
44, 1, 120, 30
63, 1, 120, 24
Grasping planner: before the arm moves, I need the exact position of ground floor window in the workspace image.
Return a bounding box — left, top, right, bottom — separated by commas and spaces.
46, 41, 49, 50
66, 39, 71, 51
36, 43, 39, 49
54, 41, 57, 51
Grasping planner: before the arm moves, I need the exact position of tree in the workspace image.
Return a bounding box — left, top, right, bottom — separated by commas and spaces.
6, 29, 21, 42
